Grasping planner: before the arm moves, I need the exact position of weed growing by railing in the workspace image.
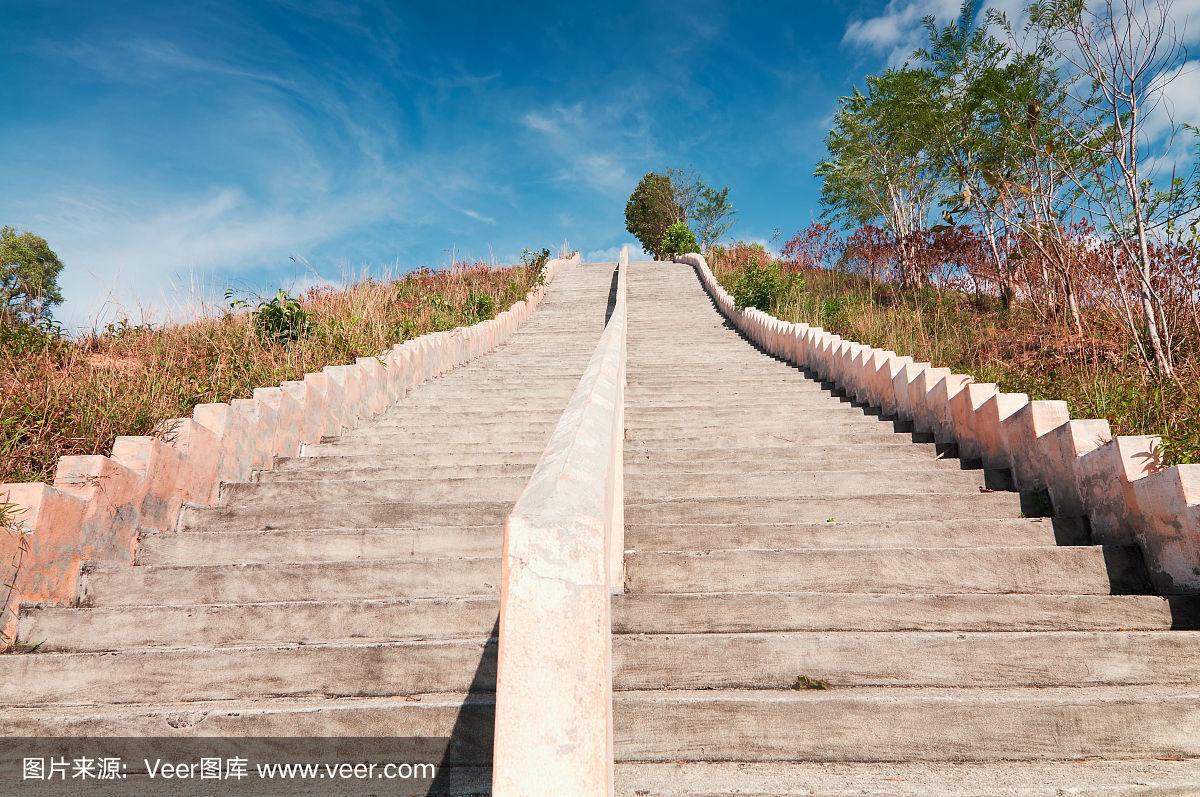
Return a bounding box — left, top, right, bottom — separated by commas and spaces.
521, 248, 551, 284
226, 289, 311, 343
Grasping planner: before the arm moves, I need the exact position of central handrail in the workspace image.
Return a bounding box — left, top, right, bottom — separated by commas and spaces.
491, 248, 628, 796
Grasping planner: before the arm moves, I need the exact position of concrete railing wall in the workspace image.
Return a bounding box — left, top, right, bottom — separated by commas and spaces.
492, 248, 628, 797
677, 252, 1200, 594
0, 254, 581, 642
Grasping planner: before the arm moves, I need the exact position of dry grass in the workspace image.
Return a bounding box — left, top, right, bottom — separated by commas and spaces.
711, 244, 1200, 465
0, 262, 540, 483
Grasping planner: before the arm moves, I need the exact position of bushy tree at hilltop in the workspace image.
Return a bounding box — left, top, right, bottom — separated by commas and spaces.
660, 222, 699, 259
626, 170, 736, 258
625, 172, 678, 259
1, 226, 64, 324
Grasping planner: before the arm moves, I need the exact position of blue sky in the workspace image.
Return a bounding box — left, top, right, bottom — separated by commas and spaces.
4, 0, 1195, 330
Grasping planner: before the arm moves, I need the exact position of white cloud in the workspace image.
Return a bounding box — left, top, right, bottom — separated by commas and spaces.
454, 207, 497, 225
844, 0, 962, 65
583, 243, 652, 262
521, 101, 658, 195
845, 0, 1200, 66
10, 21, 514, 331
1143, 60, 1200, 141
1175, 0, 1200, 42
39, 184, 396, 330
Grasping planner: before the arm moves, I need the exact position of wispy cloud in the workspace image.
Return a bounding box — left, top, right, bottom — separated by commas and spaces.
7, 4, 520, 330
843, 0, 967, 65
454, 206, 497, 225
521, 101, 658, 195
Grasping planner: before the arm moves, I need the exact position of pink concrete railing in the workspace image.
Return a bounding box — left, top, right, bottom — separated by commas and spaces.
677, 252, 1200, 594
0, 254, 581, 642
492, 248, 627, 796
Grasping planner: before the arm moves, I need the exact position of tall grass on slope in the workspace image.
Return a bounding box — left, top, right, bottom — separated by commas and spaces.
710, 244, 1200, 465
0, 262, 540, 483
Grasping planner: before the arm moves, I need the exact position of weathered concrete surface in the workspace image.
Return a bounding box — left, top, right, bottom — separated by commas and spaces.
613, 760, 1200, 796
613, 592, 1199, 633
6, 260, 619, 795
618, 260, 1200, 794
22, 596, 502, 651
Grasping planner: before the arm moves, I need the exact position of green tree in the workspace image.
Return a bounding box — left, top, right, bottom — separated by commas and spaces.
0, 226, 65, 324
625, 173, 679, 258
693, 185, 736, 251
917, 3, 1056, 306
660, 222, 700, 257
816, 68, 947, 287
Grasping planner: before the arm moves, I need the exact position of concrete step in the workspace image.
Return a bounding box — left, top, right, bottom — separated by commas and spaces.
625, 403, 876, 418
611, 630, 1200, 689
38, 590, 1197, 654
626, 470, 984, 500
624, 547, 1149, 594
364, 417, 558, 431
625, 454, 965, 474
625, 420, 902, 438
220, 475, 529, 507
0, 692, 496, 752
626, 385, 831, 397
20, 596, 501, 651
613, 760, 1200, 796
613, 592, 1200, 633
328, 424, 555, 443
625, 431, 928, 449
377, 405, 573, 420
390, 393, 573, 407
180, 500, 511, 531
626, 443, 946, 464
626, 494, 1024, 526
625, 518, 1065, 551
282, 451, 542, 469
627, 369, 801, 379
626, 357, 782, 367
255, 461, 535, 482
81, 557, 500, 606
612, 686, 1200, 762
0, 638, 498, 706
400, 386, 574, 401
628, 374, 812, 383
138, 526, 500, 565
446, 367, 600, 377
302, 440, 547, 457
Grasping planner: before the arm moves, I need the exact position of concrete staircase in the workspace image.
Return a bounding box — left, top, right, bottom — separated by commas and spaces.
1, 263, 617, 780
612, 262, 1200, 795
5, 258, 1200, 794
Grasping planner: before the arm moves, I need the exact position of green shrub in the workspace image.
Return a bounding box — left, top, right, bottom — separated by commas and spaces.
0, 317, 65, 357
254, 290, 310, 343
225, 289, 310, 344
468, 292, 496, 321
660, 222, 700, 258
521, 247, 551, 284
821, 296, 848, 328
733, 258, 784, 311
